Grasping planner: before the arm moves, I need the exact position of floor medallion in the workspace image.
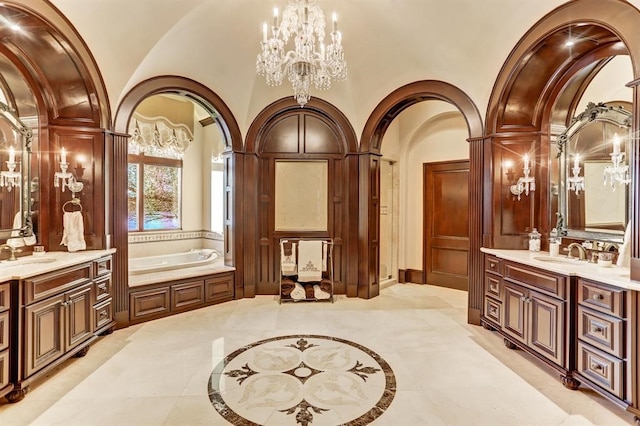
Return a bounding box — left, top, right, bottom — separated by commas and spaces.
208, 335, 396, 425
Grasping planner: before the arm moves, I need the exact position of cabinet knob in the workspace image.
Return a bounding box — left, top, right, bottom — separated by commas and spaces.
490, 262, 496, 268
593, 293, 604, 300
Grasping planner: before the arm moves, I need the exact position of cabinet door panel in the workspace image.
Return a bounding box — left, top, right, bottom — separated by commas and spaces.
66, 283, 93, 350
529, 291, 564, 365
25, 294, 65, 377
503, 282, 527, 344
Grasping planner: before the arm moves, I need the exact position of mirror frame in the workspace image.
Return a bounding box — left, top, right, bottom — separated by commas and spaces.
556, 101, 631, 242
0, 102, 33, 240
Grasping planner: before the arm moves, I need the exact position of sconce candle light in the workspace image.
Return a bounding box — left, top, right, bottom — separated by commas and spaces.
507, 153, 536, 201
53, 147, 83, 197
0, 145, 20, 191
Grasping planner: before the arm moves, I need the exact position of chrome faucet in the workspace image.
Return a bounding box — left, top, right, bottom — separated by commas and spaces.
565, 242, 587, 260
0, 244, 22, 261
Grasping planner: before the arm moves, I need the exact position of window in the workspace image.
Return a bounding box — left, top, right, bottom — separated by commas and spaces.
128, 144, 182, 231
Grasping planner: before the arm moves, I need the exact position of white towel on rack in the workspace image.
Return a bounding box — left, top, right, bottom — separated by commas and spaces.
313, 284, 331, 300
281, 241, 297, 274
298, 240, 323, 282
61, 211, 86, 252
290, 282, 306, 300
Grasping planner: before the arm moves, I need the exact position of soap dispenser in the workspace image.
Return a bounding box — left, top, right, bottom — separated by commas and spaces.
529, 228, 541, 252
549, 228, 560, 257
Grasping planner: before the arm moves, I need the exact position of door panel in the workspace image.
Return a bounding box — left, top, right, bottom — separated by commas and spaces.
529, 291, 564, 365
424, 161, 469, 290
503, 282, 527, 344
25, 294, 64, 377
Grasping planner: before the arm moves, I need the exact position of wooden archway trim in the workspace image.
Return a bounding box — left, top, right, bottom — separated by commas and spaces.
358, 80, 483, 318
114, 75, 242, 151
360, 80, 483, 153
245, 96, 358, 154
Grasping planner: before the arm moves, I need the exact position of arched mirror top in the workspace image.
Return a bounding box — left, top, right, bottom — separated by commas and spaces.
556, 101, 631, 243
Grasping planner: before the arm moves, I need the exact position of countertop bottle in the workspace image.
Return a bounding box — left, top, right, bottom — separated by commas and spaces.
549, 228, 560, 257
529, 228, 541, 252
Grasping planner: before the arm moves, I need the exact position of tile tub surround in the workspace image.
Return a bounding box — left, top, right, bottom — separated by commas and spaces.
0, 284, 632, 425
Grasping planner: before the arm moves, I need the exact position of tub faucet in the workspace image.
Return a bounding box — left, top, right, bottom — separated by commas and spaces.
0, 244, 22, 261
565, 242, 587, 260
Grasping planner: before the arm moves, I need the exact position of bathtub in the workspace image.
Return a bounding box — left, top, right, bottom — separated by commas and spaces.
129, 249, 220, 275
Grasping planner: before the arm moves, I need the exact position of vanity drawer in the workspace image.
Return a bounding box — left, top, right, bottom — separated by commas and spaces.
485, 256, 502, 275
484, 274, 501, 299
484, 297, 502, 326
93, 256, 112, 278
578, 279, 624, 318
0, 310, 8, 352
577, 341, 624, 399
94, 276, 112, 303
578, 306, 624, 358
93, 298, 113, 331
0, 282, 9, 311
504, 262, 565, 298
23, 263, 92, 304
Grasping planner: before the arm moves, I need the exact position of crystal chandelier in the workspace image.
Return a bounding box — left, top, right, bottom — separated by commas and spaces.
256, 0, 347, 107
567, 154, 585, 194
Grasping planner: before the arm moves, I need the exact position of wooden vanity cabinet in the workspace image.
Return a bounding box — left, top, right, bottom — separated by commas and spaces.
0, 282, 12, 400
575, 278, 629, 404
481, 256, 576, 387
6, 255, 114, 403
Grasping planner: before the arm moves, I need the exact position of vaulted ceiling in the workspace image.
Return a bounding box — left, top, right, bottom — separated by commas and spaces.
9, 0, 640, 137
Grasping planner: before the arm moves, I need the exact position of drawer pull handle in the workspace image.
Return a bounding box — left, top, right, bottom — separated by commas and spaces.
592, 326, 603, 333
99, 311, 108, 318
490, 262, 496, 268
489, 306, 497, 314
591, 363, 604, 371
593, 293, 604, 300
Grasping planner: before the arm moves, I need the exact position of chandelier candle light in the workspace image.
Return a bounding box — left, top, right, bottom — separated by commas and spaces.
509, 154, 536, 201
567, 153, 585, 194
257, 0, 347, 107
0, 146, 20, 190
603, 132, 630, 189
53, 147, 84, 197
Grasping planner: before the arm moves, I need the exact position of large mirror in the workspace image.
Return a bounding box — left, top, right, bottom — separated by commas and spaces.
557, 101, 631, 242
0, 102, 33, 243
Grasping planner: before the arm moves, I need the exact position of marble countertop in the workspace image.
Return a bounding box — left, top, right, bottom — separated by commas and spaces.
481, 248, 640, 292
128, 260, 235, 287
0, 249, 116, 282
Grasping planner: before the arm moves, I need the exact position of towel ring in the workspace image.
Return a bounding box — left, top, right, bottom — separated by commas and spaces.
62, 197, 83, 212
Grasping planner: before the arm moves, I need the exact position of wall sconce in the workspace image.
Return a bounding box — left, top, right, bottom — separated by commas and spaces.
603, 133, 630, 189
0, 146, 20, 191
567, 153, 585, 194
53, 147, 84, 197
506, 154, 535, 201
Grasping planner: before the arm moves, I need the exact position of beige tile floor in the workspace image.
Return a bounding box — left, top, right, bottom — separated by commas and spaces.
0, 283, 634, 425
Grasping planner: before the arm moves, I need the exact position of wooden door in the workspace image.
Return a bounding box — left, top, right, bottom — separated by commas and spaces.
424, 160, 469, 290
25, 294, 65, 377
503, 281, 527, 345
529, 290, 564, 365
66, 283, 94, 351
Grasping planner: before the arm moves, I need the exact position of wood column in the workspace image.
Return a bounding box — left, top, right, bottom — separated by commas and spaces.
358, 152, 381, 299
225, 150, 244, 299
469, 136, 485, 325
109, 131, 129, 326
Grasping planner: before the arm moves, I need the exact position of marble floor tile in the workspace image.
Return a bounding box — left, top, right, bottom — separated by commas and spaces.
0, 283, 634, 425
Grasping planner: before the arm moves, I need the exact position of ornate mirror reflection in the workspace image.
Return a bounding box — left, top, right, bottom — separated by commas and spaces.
557, 101, 631, 242
0, 102, 33, 243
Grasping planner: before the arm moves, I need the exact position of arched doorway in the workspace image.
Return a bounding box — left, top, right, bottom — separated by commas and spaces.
360, 80, 483, 319
113, 75, 242, 324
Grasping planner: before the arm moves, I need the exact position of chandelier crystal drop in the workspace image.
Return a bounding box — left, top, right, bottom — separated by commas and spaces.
256, 0, 347, 107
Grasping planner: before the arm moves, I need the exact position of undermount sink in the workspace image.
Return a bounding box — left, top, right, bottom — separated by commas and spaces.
1, 257, 57, 267
533, 255, 578, 264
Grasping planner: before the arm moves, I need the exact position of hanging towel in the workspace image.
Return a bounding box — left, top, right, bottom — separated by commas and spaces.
61, 211, 86, 252
616, 221, 631, 267
298, 240, 323, 282
280, 241, 297, 275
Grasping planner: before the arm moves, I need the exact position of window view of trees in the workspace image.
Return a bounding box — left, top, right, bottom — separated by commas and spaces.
128, 145, 182, 231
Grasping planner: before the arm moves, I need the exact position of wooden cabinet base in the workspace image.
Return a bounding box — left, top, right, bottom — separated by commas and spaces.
5, 386, 27, 403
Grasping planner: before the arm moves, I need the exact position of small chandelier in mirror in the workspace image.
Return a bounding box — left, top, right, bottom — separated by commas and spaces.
602, 133, 630, 189
256, 0, 347, 107
567, 154, 585, 194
